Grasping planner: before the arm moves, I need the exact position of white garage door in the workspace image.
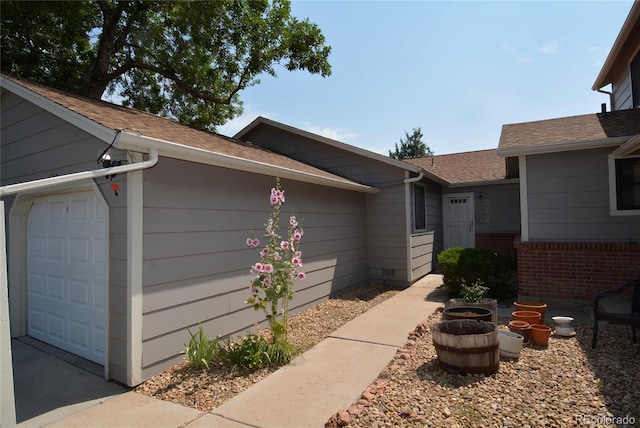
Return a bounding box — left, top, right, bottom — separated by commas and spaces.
27, 191, 107, 364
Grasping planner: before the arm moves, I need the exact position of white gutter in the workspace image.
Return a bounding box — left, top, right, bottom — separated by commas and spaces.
0, 149, 158, 197
496, 136, 630, 158
117, 131, 381, 194
404, 172, 424, 184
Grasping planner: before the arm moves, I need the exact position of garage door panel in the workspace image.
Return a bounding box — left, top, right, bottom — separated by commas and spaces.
46, 275, 66, 301
47, 313, 66, 341
27, 191, 107, 365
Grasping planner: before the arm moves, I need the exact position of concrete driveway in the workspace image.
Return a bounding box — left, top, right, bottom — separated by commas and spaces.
12, 337, 126, 427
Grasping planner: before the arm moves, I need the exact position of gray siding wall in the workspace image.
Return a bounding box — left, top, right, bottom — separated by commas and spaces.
140, 158, 367, 378
444, 183, 520, 234
0, 90, 129, 383
526, 148, 640, 242
611, 69, 633, 111
241, 125, 438, 284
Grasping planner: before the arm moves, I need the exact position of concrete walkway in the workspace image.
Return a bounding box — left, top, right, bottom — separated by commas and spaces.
20, 275, 446, 428
15, 275, 596, 427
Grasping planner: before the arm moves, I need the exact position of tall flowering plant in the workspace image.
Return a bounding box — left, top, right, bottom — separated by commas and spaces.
245, 179, 304, 344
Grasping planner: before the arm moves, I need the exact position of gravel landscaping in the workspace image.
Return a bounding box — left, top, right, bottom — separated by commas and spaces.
136, 282, 639, 427
327, 313, 640, 428
134, 283, 402, 411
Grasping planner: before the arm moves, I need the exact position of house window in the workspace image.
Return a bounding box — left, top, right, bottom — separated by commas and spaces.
413, 184, 426, 230
615, 157, 640, 210
632, 50, 640, 108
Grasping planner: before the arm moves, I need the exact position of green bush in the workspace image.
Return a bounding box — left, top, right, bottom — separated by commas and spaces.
437, 247, 512, 300
215, 333, 271, 371
183, 324, 217, 370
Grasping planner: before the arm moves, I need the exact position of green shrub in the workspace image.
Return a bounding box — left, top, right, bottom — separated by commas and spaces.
183, 324, 217, 370
437, 247, 512, 300
215, 333, 272, 371
267, 337, 298, 367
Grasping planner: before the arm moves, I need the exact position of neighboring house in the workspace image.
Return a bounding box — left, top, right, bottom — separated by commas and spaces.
0, 75, 450, 386
406, 149, 520, 260
495, 1, 640, 301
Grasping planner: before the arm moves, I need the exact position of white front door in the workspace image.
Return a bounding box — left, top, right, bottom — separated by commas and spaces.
27, 191, 107, 364
443, 193, 475, 249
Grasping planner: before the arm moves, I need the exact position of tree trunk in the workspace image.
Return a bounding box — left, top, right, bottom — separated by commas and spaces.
87, 1, 123, 99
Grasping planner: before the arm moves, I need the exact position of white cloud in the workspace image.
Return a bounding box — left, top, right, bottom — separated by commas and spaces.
538, 41, 560, 55
216, 106, 274, 137
501, 43, 533, 64
300, 122, 359, 143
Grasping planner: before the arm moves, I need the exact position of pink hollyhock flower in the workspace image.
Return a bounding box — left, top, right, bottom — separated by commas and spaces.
280, 241, 289, 250
252, 239, 260, 247
290, 216, 298, 227
253, 262, 263, 272
292, 257, 302, 266
263, 264, 274, 273
262, 278, 272, 286
246, 238, 253, 247
297, 272, 306, 280
293, 231, 302, 241
261, 248, 269, 256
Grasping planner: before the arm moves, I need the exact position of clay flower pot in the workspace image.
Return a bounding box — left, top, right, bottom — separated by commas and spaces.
508, 320, 531, 342
498, 330, 524, 359
512, 310, 542, 326
514, 301, 547, 323
530, 324, 552, 346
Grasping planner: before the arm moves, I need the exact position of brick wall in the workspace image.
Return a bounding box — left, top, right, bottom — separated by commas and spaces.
476, 233, 518, 260
516, 241, 640, 302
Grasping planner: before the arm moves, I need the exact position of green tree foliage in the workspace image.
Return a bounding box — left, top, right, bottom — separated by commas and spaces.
1, 0, 332, 131
389, 127, 433, 160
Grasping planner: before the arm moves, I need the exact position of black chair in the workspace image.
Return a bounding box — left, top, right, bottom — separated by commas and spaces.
592, 278, 640, 348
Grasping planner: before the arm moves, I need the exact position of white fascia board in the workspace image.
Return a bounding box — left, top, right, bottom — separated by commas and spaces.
447, 178, 520, 188
496, 136, 630, 157
0, 77, 117, 143
612, 134, 640, 156
592, 2, 640, 90
234, 117, 423, 174
117, 131, 380, 194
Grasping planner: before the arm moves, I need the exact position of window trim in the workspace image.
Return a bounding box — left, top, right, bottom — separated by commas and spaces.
413, 183, 427, 231
608, 153, 640, 216
631, 48, 640, 108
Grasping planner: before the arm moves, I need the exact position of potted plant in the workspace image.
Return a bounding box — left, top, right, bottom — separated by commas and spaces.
448, 279, 498, 325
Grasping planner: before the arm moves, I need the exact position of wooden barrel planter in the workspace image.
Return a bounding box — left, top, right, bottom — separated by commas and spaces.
448, 298, 498, 325
442, 306, 493, 323
431, 319, 500, 375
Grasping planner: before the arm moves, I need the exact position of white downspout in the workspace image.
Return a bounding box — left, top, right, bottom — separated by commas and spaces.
0, 149, 159, 196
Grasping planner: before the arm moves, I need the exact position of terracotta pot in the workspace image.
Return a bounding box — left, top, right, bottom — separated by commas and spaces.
530, 324, 552, 346
508, 320, 531, 342
514, 301, 547, 323
443, 306, 493, 323
512, 310, 542, 326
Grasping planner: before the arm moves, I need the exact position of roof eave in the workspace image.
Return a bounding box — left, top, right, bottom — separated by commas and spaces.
118, 131, 380, 194
0, 76, 117, 143
447, 178, 519, 188
234, 116, 423, 174
592, 1, 640, 90
612, 134, 640, 156
496, 136, 630, 157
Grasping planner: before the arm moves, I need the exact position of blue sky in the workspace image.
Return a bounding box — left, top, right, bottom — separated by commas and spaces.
217, 0, 635, 156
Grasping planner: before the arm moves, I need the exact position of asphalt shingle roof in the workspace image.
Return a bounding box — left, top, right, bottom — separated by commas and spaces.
404, 149, 506, 184
498, 109, 640, 153
1, 74, 363, 187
